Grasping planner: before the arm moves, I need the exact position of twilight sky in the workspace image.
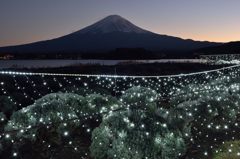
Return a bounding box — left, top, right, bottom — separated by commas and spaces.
0, 0, 240, 47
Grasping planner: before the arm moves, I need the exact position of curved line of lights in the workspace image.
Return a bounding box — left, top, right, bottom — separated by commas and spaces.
0, 63, 239, 78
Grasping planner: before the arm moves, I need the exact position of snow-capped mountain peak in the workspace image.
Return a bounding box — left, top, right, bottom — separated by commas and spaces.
76, 15, 150, 34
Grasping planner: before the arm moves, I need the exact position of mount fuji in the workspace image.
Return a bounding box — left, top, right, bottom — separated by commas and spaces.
0, 15, 221, 54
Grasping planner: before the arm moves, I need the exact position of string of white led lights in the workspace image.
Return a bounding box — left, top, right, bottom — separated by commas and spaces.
0, 64, 239, 78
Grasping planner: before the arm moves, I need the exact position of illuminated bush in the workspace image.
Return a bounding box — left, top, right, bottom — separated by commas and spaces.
3, 92, 120, 158
171, 81, 240, 132
90, 87, 189, 159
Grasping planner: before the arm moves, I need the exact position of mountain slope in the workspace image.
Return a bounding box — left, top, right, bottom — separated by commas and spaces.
0, 15, 221, 54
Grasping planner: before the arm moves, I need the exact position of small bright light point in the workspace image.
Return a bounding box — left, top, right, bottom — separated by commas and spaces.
13, 152, 17, 157
63, 131, 69, 136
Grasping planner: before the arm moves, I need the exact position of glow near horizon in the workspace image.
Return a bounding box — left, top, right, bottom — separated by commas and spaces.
0, 0, 240, 47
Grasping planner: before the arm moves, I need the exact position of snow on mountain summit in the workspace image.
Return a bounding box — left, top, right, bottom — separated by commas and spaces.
76, 15, 150, 34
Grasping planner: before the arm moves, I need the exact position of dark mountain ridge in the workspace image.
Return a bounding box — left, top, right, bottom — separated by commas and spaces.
0, 15, 221, 54
196, 41, 240, 55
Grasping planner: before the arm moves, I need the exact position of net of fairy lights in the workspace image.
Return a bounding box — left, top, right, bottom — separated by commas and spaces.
1, 65, 240, 159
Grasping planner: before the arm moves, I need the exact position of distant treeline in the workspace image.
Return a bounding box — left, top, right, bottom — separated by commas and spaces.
1, 42, 240, 60
0, 48, 199, 60
6, 63, 230, 76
